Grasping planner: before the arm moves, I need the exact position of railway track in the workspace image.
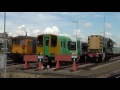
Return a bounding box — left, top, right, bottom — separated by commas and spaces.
41, 57, 120, 78
7, 60, 24, 66
53, 56, 120, 72
42, 72, 89, 78
6, 56, 120, 78
7, 57, 120, 78
108, 73, 120, 78
53, 62, 92, 71
82, 56, 120, 70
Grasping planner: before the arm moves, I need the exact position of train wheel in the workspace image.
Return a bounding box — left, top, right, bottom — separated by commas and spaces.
106, 57, 110, 61
85, 55, 89, 62
98, 55, 102, 63
13, 57, 16, 63
91, 58, 96, 63
79, 55, 85, 63
48, 60, 52, 65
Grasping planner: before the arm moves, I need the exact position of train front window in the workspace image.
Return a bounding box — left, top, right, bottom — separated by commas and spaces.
12, 39, 20, 44
82, 43, 88, 52
51, 36, 57, 47
20, 39, 24, 45
37, 36, 43, 47
68, 41, 76, 50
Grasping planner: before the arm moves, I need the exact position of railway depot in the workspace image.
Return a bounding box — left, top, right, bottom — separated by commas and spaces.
1, 12, 120, 78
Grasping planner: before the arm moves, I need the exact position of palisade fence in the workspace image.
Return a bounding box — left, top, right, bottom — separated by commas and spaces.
0, 54, 6, 78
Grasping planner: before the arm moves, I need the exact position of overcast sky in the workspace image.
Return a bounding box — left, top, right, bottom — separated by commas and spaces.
0, 12, 120, 44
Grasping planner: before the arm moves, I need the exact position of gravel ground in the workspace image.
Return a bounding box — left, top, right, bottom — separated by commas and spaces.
1, 58, 120, 78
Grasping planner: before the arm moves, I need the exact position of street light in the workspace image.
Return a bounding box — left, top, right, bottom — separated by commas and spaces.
3, 12, 6, 78
104, 14, 105, 37
102, 14, 105, 54
73, 20, 79, 56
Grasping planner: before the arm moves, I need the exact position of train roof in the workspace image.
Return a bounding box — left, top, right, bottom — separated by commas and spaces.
37, 34, 71, 39
12, 36, 36, 39
37, 34, 56, 36
88, 35, 114, 41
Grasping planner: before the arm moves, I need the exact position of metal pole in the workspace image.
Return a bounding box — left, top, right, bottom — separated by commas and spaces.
76, 21, 78, 56
73, 21, 79, 56
3, 12, 6, 78
114, 36, 117, 53
104, 14, 105, 37
102, 14, 105, 58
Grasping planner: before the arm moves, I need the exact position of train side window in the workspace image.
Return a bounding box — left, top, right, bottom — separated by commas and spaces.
68, 41, 76, 50
51, 36, 57, 47
38, 36, 43, 47
68, 41, 70, 50
61, 41, 62, 47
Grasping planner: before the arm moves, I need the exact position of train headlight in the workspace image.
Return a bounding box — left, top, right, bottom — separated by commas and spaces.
72, 51, 76, 56
72, 52, 74, 55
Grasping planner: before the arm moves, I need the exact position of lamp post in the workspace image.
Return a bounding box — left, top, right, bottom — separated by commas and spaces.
73, 20, 79, 56
104, 14, 105, 37
3, 12, 6, 78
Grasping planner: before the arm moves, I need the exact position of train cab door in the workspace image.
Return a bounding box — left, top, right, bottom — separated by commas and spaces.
62, 39, 67, 54
44, 36, 49, 56
26, 39, 32, 54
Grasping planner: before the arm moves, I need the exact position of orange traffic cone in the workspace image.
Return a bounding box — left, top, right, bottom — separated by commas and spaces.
38, 62, 43, 70
71, 62, 77, 71
56, 61, 60, 69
